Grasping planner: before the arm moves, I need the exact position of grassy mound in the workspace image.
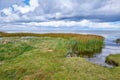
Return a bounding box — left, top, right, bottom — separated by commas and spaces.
106, 54, 120, 66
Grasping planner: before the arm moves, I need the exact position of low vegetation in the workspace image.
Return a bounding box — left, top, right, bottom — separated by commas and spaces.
0, 39, 33, 61
106, 54, 120, 66
0, 32, 120, 80
0, 32, 104, 57
115, 38, 120, 45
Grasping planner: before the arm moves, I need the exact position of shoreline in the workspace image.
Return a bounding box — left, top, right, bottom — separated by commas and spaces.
1, 32, 120, 67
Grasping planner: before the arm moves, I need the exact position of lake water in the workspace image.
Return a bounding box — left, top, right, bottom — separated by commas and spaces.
1, 30, 120, 67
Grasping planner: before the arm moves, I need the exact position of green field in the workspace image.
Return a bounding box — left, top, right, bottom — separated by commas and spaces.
0, 33, 120, 80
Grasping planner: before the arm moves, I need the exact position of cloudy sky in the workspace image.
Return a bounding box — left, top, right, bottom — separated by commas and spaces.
0, 0, 120, 32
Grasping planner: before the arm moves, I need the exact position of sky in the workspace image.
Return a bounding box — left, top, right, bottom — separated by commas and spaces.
0, 0, 120, 32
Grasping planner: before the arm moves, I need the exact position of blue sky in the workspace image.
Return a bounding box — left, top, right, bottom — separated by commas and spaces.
24, 0, 30, 5
0, 0, 120, 31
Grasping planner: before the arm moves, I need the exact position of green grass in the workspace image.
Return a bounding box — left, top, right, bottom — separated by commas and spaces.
0, 39, 33, 61
106, 54, 120, 66
0, 32, 104, 57
0, 33, 120, 80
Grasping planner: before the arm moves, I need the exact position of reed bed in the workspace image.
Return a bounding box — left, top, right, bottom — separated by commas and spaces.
67, 38, 104, 57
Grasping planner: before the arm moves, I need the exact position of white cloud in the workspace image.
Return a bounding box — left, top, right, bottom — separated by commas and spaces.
0, 20, 120, 32
97, 0, 120, 15
1, 7, 12, 16
0, 7, 20, 22
1, 0, 120, 22
0, 0, 39, 22
2, 14, 19, 22
20, 19, 120, 29
13, 0, 39, 14
0, 0, 120, 30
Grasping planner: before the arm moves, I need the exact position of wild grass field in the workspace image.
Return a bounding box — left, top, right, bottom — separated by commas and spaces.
0, 32, 120, 80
